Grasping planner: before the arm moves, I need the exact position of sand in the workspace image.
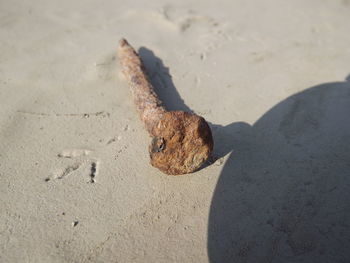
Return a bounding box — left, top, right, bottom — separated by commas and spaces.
1, 0, 350, 262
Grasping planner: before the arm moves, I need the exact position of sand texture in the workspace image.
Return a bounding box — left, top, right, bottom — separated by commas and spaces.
1, 0, 350, 262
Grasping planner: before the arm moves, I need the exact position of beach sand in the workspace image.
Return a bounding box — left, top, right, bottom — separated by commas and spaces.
1, 0, 350, 262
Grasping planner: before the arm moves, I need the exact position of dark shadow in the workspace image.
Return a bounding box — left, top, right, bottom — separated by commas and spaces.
138, 47, 194, 114
208, 78, 350, 262
138, 48, 350, 261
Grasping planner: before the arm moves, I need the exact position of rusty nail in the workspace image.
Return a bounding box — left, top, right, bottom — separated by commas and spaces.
118, 39, 213, 175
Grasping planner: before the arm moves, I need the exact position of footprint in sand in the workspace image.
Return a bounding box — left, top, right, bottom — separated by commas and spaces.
46, 148, 99, 183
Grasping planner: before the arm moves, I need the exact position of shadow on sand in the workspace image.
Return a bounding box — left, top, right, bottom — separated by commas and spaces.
207, 76, 350, 263
139, 47, 350, 262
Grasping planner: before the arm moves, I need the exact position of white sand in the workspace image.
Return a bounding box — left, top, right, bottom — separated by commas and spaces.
1, 0, 350, 262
